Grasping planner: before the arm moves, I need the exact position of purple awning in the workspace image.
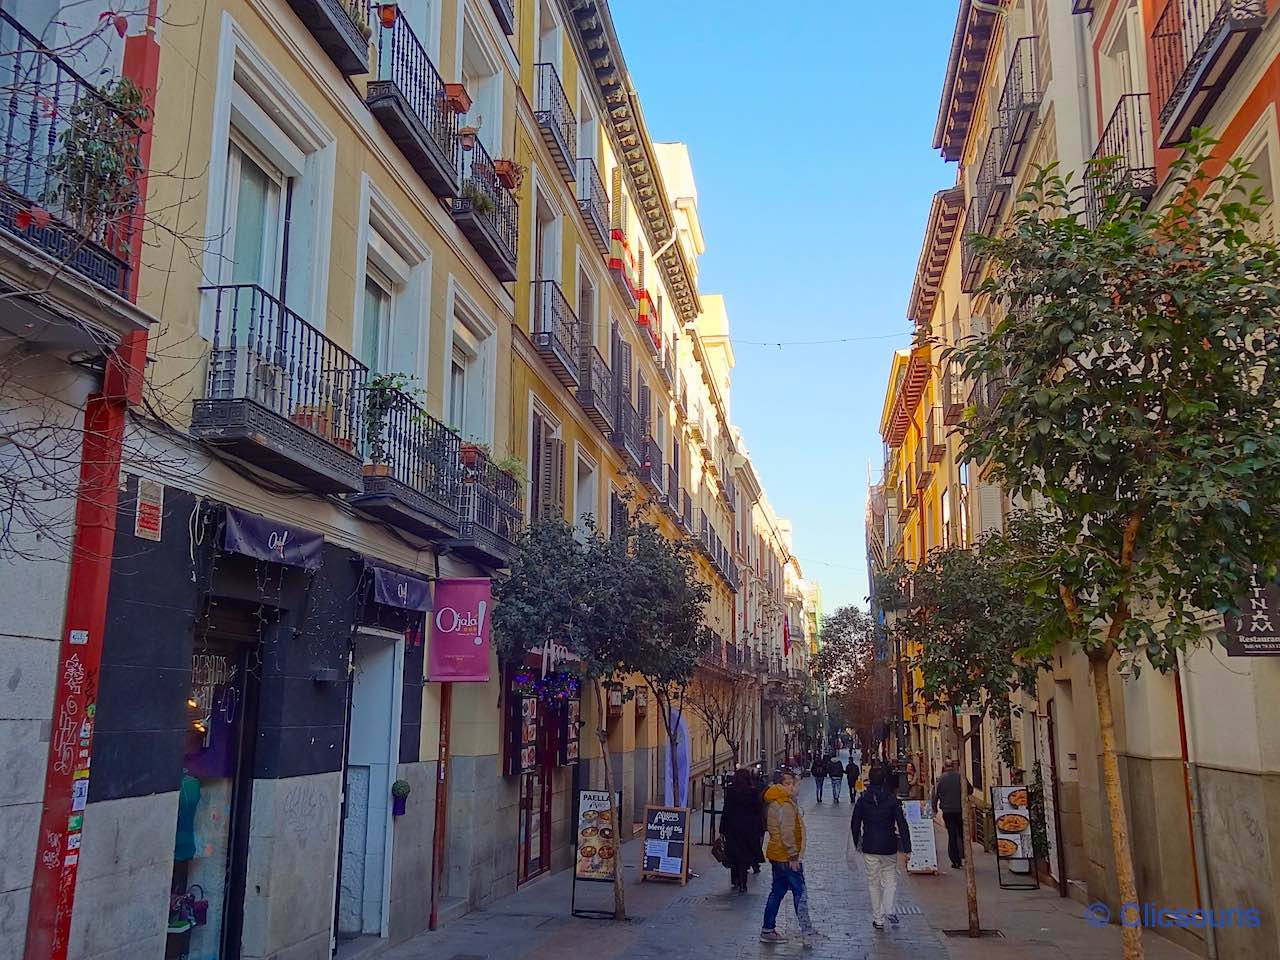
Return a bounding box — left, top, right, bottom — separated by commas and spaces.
370, 564, 433, 613
222, 507, 323, 570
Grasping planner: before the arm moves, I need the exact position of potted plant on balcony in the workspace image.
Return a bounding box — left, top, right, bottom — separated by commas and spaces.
459, 439, 491, 470
43, 75, 149, 244
460, 180, 495, 216
444, 83, 472, 114
344, 0, 373, 39
458, 114, 482, 151
377, 3, 399, 28
493, 159, 527, 191
494, 455, 527, 486
363, 372, 412, 477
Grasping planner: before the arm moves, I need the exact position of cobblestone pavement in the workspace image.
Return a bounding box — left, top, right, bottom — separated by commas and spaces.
384, 763, 944, 960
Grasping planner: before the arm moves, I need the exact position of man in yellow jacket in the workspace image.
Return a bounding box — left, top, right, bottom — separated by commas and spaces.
759, 771, 818, 946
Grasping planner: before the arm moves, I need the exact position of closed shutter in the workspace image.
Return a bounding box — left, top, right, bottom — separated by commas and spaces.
611, 167, 627, 232
977, 478, 1005, 534
530, 411, 545, 519
540, 436, 565, 520
638, 380, 650, 434
609, 490, 627, 539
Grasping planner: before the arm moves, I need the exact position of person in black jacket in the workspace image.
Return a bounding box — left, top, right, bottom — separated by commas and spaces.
845, 759, 860, 801
826, 754, 845, 804
850, 764, 912, 931
810, 754, 828, 802
720, 768, 765, 892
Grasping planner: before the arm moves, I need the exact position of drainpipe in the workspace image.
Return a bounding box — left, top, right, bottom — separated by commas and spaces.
23, 10, 159, 959
1175, 663, 1218, 959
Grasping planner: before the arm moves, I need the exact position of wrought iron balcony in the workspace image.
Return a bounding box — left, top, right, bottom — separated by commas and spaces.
942, 361, 965, 425
666, 464, 679, 514
447, 449, 522, 567
915, 439, 931, 490
532, 280, 581, 388
611, 394, 643, 470
192, 284, 366, 493
487, 0, 515, 35
452, 139, 518, 281
976, 131, 1013, 232
534, 63, 577, 181
577, 157, 609, 255
350, 388, 460, 538
1086, 93, 1157, 226
960, 198, 986, 294
1152, 0, 1265, 147
680, 488, 694, 533
290, 0, 371, 74
367, 8, 459, 198
575, 341, 615, 431
927, 405, 946, 463
642, 437, 664, 495
0, 9, 142, 297
997, 37, 1041, 177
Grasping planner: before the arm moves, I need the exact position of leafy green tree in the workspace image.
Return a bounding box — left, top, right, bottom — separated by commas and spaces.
956, 134, 1280, 959
811, 606, 893, 755
892, 538, 1047, 938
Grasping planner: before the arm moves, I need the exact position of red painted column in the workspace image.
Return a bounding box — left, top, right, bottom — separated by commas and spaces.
23, 13, 159, 959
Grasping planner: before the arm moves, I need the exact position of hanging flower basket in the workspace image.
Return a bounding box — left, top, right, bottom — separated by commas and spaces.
377, 3, 399, 28
511, 668, 582, 704
458, 126, 479, 151
391, 779, 411, 816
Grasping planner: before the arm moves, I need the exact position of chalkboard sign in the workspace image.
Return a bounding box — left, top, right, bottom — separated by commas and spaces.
641, 805, 689, 883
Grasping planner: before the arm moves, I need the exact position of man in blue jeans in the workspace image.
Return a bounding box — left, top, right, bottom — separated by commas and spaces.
759, 771, 819, 947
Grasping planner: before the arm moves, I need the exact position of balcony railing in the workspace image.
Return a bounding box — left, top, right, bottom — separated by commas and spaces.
192, 283, 365, 492
611, 394, 643, 469
915, 438, 931, 490
1152, 0, 1266, 147
534, 62, 576, 180
927, 405, 946, 463
577, 157, 609, 255
976, 132, 1013, 232
452, 138, 518, 281
643, 437, 663, 494
680, 488, 693, 532
1086, 93, 1157, 226
997, 37, 1041, 177
575, 342, 614, 432
449, 448, 522, 566
352, 387, 460, 536
289, 0, 371, 74
961, 198, 986, 293
0, 9, 143, 297
666, 464, 679, 510
532, 280, 581, 387
368, 8, 459, 198
942, 361, 965, 425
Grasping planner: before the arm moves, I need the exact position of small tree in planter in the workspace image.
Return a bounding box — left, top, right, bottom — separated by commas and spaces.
886, 534, 1047, 939
957, 134, 1280, 960
363, 372, 413, 476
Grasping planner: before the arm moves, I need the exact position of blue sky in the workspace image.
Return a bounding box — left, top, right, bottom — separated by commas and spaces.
611, 2, 957, 614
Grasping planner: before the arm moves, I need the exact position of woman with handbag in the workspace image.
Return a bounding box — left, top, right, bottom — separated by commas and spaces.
720, 768, 764, 893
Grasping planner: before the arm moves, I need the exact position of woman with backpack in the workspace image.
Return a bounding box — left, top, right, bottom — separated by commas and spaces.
720, 768, 765, 892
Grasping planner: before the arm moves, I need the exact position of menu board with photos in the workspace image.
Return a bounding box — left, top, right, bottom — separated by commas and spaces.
991, 785, 1033, 860
519, 696, 538, 773
574, 790, 620, 881
559, 698, 580, 765
641, 805, 689, 883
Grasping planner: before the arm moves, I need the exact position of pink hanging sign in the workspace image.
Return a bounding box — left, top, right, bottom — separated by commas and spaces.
428, 578, 492, 682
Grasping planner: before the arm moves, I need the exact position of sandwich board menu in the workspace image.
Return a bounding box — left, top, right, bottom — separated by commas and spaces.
903, 800, 938, 874
991, 784, 1038, 890
641, 805, 689, 884
571, 790, 622, 919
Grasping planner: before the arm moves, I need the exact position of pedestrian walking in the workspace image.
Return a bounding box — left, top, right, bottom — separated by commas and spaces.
826, 754, 845, 804
810, 754, 827, 802
721, 768, 765, 893
850, 764, 912, 931
759, 770, 818, 946
845, 759, 860, 801
932, 760, 971, 870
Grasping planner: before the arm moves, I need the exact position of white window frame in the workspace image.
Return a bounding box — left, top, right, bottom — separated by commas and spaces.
352, 175, 434, 387
443, 278, 497, 444
527, 395, 561, 520
219, 130, 286, 290
572, 442, 600, 540
535, 0, 563, 72
456, 7, 506, 157
201, 13, 336, 336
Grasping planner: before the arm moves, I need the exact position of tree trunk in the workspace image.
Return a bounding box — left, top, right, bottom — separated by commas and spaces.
954, 710, 981, 938
1089, 652, 1143, 960
592, 680, 626, 920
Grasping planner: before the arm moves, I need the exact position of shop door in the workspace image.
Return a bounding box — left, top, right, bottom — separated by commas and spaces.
335, 629, 403, 944
166, 615, 262, 960
517, 706, 559, 885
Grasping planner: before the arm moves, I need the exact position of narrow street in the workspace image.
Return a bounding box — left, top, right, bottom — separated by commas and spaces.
382, 758, 1195, 960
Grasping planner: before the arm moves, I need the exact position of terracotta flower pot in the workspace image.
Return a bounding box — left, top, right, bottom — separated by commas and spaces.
494, 160, 523, 190
444, 83, 472, 114
363, 462, 391, 478
458, 127, 478, 151
460, 443, 485, 468
377, 3, 398, 28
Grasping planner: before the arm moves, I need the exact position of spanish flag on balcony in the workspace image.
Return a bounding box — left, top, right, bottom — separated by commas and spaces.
783, 614, 791, 657
608, 228, 638, 302
636, 288, 660, 351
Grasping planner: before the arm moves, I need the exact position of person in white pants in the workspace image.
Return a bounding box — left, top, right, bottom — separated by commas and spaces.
849, 764, 912, 930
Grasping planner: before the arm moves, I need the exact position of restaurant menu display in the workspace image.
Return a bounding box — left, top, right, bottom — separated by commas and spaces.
991, 785, 1033, 860
903, 800, 938, 874
519, 697, 538, 774
560, 698, 580, 765
641, 805, 689, 882
575, 790, 619, 881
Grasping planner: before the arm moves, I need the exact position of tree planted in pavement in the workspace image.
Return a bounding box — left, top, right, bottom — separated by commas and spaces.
956, 133, 1280, 959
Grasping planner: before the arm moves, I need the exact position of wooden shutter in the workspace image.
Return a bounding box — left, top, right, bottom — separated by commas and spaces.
638, 379, 650, 434
609, 490, 627, 539
530, 411, 545, 519
977, 478, 1005, 534
611, 167, 627, 232
549, 438, 566, 519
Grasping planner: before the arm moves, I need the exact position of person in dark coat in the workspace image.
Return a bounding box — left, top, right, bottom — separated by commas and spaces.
720, 768, 765, 892
932, 760, 971, 869
826, 754, 845, 804
810, 754, 828, 802
850, 764, 912, 930
845, 759, 861, 800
